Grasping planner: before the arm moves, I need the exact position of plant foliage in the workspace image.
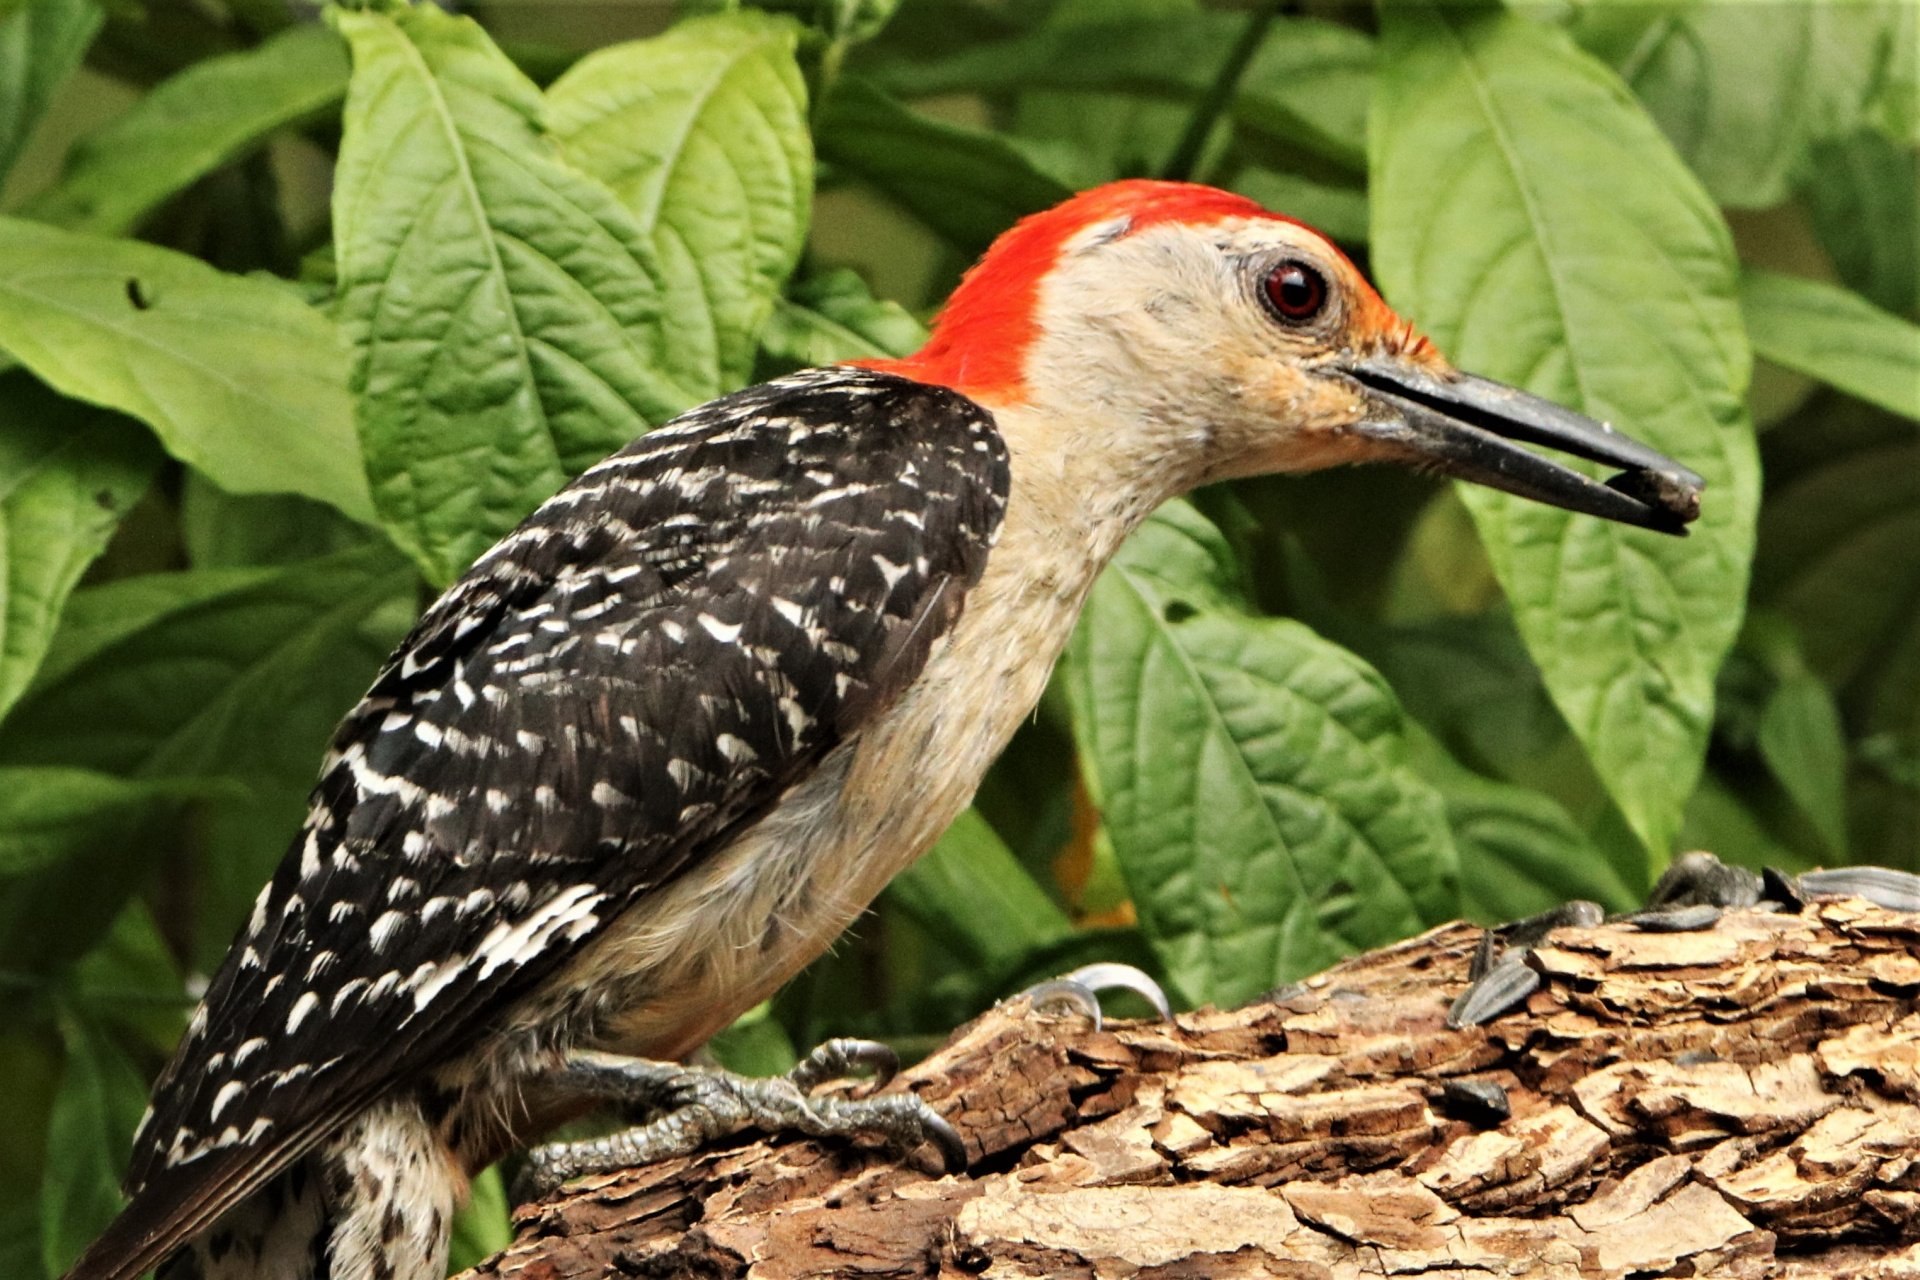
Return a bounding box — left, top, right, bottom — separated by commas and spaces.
0, 0, 1912, 1272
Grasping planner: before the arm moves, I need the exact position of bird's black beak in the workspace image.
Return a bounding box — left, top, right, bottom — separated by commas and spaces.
1344, 357, 1704, 536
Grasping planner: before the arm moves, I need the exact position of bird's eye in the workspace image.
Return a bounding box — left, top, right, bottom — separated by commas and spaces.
1263, 261, 1327, 323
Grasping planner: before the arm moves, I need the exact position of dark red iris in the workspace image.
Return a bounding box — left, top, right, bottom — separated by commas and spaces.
1264, 261, 1327, 322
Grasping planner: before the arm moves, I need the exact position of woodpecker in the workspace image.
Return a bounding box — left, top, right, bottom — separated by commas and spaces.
65, 180, 1701, 1280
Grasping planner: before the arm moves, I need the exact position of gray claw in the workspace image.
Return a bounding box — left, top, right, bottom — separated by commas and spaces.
1018, 962, 1172, 1031
1060, 962, 1173, 1021
919, 1107, 968, 1174
1021, 978, 1105, 1029
1799, 866, 1920, 912
789, 1037, 899, 1092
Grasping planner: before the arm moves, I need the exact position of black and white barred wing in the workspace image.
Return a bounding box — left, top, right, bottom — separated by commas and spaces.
66, 368, 1009, 1280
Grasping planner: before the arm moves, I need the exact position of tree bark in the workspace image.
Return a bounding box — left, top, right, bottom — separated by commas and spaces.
461, 898, 1920, 1278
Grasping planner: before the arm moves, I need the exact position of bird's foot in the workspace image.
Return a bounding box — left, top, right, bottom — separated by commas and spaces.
515, 1041, 963, 1199
1448, 852, 1920, 1028
1013, 962, 1172, 1030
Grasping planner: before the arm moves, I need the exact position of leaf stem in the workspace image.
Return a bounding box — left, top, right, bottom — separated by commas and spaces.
1161, 0, 1287, 183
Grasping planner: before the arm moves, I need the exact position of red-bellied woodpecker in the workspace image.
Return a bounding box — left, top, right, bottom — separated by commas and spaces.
64, 180, 1702, 1280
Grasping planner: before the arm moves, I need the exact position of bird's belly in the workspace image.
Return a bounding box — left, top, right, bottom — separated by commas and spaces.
547, 585, 1082, 1067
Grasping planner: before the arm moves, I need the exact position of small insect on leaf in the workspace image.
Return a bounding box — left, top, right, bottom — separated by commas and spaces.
125, 278, 150, 310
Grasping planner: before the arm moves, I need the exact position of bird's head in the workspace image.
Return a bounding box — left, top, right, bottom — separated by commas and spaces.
863, 180, 1702, 535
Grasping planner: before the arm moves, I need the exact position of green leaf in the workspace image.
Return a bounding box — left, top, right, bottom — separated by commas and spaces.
758, 268, 924, 373
1741, 270, 1920, 422
865, 13, 1372, 171
331, 5, 715, 585
21, 24, 349, 235
545, 11, 811, 388
707, 1000, 798, 1077
0, 545, 415, 971
0, 218, 373, 523
1371, 5, 1758, 860
814, 76, 1070, 254
1409, 734, 1636, 922
40, 1008, 145, 1278
1579, 1, 1908, 207
69, 901, 189, 1044
446, 1167, 512, 1274
1803, 130, 1918, 317
0, 766, 216, 877
1755, 433, 1920, 733
1756, 670, 1850, 858
1230, 167, 1367, 247
0, 375, 159, 722
1065, 502, 1457, 1008
0, 0, 100, 191
179, 475, 372, 571
887, 808, 1071, 968
0, 1199, 42, 1280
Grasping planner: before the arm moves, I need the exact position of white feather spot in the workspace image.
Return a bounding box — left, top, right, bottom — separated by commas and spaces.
697, 613, 742, 644
209, 1080, 245, 1123
285, 991, 319, 1035
370, 910, 408, 951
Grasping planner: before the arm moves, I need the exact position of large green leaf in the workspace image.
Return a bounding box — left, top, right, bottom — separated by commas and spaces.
0, 546, 415, 970
1756, 433, 1920, 735
1575, 1, 1908, 207
39, 1009, 145, 1278
545, 11, 811, 388
22, 24, 348, 235
887, 808, 1071, 968
0, 0, 99, 191
1757, 670, 1851, 859
331, 5, 714, 585
1803, 130, 1918, 317
758, 267, 925, 374
1065, 501, 1457, 1008
1371, 4, 1758, 860
0, 376, 159, 722
0, 767, 217, 877
446, 1167, 512, 1274
1741, 270, 1920, 423
0, 218, 373, 523
1407, 733, 1635, 922
814, 77, 1069, 255
865, 12, 1372, 171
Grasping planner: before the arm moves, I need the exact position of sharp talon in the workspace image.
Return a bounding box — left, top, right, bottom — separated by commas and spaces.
921, 1107, 968, 1174
1015, 962, 1172, 1031
1448, 955, 1541, 1029
1020, 978, 1104, 1030
1056, 962, 1173, 1022
1800, 866, 1920, 913
789, 1037, 899, 1092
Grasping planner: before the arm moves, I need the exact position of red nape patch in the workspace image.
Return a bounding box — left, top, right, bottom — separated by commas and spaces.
851, 180, 1309, 405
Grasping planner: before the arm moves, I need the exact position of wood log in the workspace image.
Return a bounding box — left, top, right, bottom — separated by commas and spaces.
461, 897, 1920, 1278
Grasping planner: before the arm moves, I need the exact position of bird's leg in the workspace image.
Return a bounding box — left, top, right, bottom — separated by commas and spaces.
515, 1043, 963, 1199
1449, 851, 1920, 1027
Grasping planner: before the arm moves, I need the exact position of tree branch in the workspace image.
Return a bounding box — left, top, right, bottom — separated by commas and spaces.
464, 897, 1920, 1278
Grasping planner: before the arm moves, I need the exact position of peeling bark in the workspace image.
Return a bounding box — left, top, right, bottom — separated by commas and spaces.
461, 899, 1920, 1278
